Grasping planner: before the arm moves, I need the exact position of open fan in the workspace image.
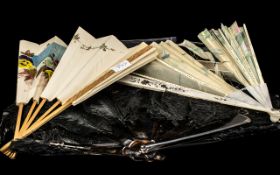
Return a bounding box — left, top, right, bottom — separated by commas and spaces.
2, 37, 67, 157
0, 27, 158, 158
120, 22, 280, 121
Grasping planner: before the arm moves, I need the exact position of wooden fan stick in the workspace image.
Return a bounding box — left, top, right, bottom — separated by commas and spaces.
4, 151, 12, 157
19, 98, 47, 133
14, 103, 24, 138
1, 140, 17, 158
26, 44, 153, 127
1, 100, 62, 155
24, 100, 72, 138
0, 142, 11, 152
3, 149, 17, 159
0, 140, 12, 157
20, 45, 153, 140
19, 100, 37, 133
9, 153, 16, 159
5, 151, 16, 159
0, 103, 24, 156
25, 100, 61, 129
2, 101, 37, 158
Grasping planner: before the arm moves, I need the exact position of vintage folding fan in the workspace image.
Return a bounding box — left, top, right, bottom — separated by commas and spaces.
120, 22, 280, 122
2, 37, 67, 157
19, 41, 67, 134
0, 27, 158, 158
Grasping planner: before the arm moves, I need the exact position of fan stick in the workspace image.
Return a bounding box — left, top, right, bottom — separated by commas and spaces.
0, 141, 12, 156
4, 149, 17, 159
0, 142, 11, 152
24, 100, 72, 139
6, 151, 16, 159
1, 103, 24, 157
243, 24, 264, 84
9, 153, 16, 159
19, 98, 47, 133
14, 103, 24, 138
19, 45, 153, 139
1, 100, 62, 156
4, 150, 11, 157
3, 150, 11, 156
27, 100, 61, 127
152, 42, 234, 96
2, 103, 23, 156
19, 100, 37, 134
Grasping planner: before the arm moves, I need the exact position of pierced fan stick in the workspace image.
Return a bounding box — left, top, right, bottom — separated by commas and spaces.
19, 98, 47, 133
19, 100, 37, 133
20, 45, 153, 139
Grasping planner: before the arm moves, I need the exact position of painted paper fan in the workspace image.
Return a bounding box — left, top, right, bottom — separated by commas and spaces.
1, 22, 279, 160
0, 27, 158, 158
3, 37, 67, 158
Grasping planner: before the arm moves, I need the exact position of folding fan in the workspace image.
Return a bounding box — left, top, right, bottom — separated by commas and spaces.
120, 22, 280, 122
2, 37, 66, 157
0, 27, 158, 158
198, 23, 271, 108
19, 41, 67, 134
